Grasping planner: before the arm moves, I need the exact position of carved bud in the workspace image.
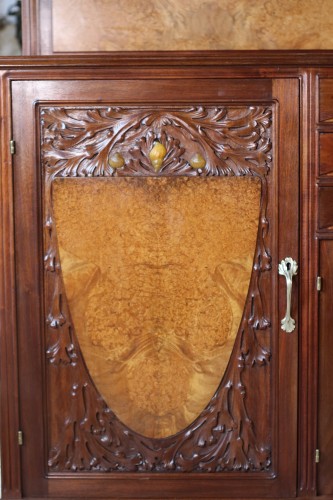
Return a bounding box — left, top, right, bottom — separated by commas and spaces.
189, 153, 206, 170
108, 152, 125, 169
149, 141, 167, 172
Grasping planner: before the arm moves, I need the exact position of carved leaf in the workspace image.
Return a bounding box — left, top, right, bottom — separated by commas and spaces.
41, 106, 272, 178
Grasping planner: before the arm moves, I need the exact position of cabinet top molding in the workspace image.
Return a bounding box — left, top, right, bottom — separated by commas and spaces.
1, 51, 333, 69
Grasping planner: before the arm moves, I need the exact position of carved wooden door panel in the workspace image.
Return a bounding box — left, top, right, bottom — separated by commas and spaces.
11, 73, 299, 498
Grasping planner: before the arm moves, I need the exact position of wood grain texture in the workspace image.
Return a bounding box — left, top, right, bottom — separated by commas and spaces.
299, 69, 318, 497
50, 0, 333, 53
319, 79, 333, 122
318, 187, 333, 230
53, 176, 261, 438
0, 70, 22, 498
318, 240, 333, 495
272, 78, 299, 498
2, 52, 333, 68
2, 64, 303, 498
319, 134, 333, 176
42, 104, 272, 472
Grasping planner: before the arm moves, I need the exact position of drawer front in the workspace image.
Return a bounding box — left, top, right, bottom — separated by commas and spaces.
319, 79, 333, 123
319, 133, 333, 176
318, 187, 333, 231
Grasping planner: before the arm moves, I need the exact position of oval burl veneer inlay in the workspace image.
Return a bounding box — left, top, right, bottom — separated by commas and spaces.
53, 176, 261, 438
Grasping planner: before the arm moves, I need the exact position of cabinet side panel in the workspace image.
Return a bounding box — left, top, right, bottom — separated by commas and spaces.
0, 74, 22, 497
318, 240, 333, 496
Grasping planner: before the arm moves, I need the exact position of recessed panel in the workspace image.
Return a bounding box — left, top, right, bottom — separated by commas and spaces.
53, 176, 260, 438
319, 134, 333, 176
320, 80, 333, 123
318, 186, 333, 231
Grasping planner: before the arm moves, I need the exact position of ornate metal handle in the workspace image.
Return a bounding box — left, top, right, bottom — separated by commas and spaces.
278, 257, 298, 333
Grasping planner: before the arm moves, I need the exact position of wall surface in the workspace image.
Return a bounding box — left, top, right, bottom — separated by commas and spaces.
0, 0, 21, 55
52, 0, 333, 51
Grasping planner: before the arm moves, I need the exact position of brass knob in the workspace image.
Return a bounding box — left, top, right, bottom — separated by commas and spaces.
189, 153, 206, 170
149, 141, 167, 172
108, 152, 125, 169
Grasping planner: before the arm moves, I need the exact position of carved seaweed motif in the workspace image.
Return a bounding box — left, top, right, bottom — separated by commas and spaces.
42, 105, 272, 472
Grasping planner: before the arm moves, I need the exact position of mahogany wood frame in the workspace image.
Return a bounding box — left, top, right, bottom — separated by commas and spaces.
0, 52, 333, 499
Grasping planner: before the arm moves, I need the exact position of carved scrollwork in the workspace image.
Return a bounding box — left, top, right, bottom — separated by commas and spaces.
41, 106, 272, 177
42, 105, 273, 473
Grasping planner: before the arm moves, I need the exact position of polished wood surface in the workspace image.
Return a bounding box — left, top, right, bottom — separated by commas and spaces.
0, 68, 21, 499
319, 79, 333, 122
319, 134, 333, 176
23, 0, 333, 54
0, 54, 331, 498
1, 52, 333, 68
53, 176, 260, 438
318, 241, 333, 495
36, 84, 276, 484
318, 187, 333, 230
4, 65, 297, 498
317, 68, 333, 497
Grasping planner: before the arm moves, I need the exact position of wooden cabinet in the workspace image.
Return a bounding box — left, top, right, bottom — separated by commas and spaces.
0, 53, 332, 499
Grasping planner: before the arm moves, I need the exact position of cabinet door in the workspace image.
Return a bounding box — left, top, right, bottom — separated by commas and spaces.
9, 74, 299, 498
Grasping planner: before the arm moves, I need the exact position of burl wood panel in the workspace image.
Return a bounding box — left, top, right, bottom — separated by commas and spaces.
319, 80, 333, 123
43, 104, 272, 472
53, 176, 261, 438
318, 240, 333, 495
318, 187, 333, 231
52, 0, 333, 52
319, 134, 333, 176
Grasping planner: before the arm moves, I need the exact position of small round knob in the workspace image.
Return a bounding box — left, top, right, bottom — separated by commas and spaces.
149, 141, 167, 172
108, 152, 125, 169
189, 153, 206, 170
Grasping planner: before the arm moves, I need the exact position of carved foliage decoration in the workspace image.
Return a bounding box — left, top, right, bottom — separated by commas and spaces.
41, 105, 272, 472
